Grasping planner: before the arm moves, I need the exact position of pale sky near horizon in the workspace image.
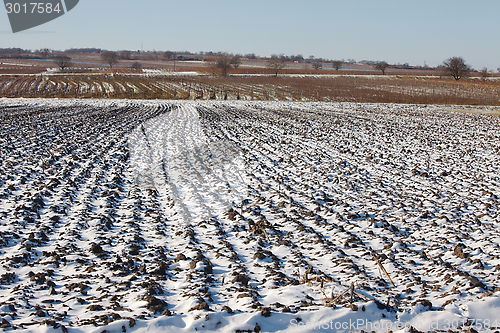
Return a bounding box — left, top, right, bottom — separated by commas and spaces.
1, 0, 499, 70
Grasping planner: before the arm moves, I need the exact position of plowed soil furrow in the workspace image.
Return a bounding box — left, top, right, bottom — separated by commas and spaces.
0, 99, 499, 332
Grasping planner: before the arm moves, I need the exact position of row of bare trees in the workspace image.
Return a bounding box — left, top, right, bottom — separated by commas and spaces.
43, 49, 492, 81
207, 53, 288, 77
207, 54, 340, 77
207, 54, 242, 77
439, 57, 492, 81
207, 55, 388, 77
371, 57, 482, 80
382, 57, 495, 81
185, 53, 490, 80
51, 51, 142, 71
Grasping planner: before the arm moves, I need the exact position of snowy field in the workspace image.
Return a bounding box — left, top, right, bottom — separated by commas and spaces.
0, 99, 499, 333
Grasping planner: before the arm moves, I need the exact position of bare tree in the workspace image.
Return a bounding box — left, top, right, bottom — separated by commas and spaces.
101, 51, 119, 68
497, 67, 500, 73
38, 48, 51, 59
331, 60, 342, 71
291, 54, 304, 63
479, 67, 490, 81
54, 55, 71, 71
164, 51, 177, 71
131, 61, 142, 71
208, 53, 233, 77
374, 61, 389, 75
312, 60, 322, 70
267, 54, 287, 76
442, 57, 470, 80
230, 55, 242, 69
164, 51, 175, 61
120, 50, 132, 60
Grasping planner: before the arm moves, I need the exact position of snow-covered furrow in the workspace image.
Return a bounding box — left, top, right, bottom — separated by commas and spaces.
0, 99, 499, 333
197, 104, 385, 303
128, 104, 266, 315
102, 82, 115, 94
0, 100, 170, 329
78, 81, 89, 94
195, 101, 500, 321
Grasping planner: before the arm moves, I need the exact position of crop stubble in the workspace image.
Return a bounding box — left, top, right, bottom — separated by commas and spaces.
0, 100, 499, 330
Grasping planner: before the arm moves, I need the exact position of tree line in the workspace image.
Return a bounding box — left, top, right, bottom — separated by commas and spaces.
0, 47, 494, 80
203, 54, 485, 80
52, 52, 493, 80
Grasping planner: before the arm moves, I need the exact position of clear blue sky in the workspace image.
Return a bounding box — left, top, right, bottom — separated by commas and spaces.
1, 0, 499, 70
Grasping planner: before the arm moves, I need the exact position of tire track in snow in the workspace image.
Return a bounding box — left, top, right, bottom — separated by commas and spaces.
128, 103, 260, 313
129, 103, 246, 225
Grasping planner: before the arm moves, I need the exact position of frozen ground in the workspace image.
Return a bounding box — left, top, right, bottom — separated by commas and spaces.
0, 99, 499, 333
